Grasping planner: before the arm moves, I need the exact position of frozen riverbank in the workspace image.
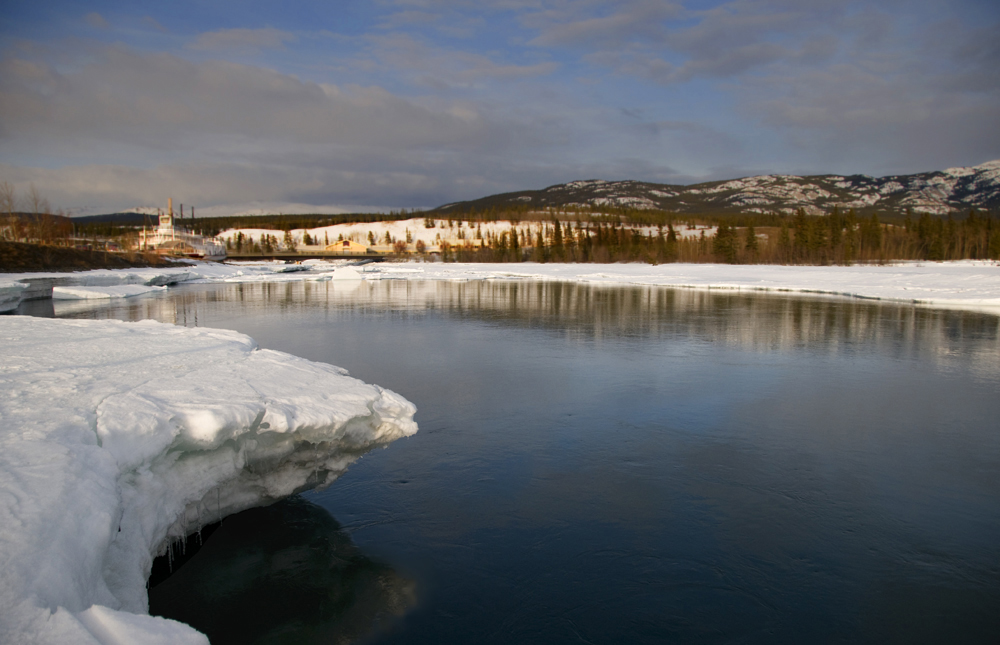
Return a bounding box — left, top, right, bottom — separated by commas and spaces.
3, 260, 1000, 314
0, 317, 417, 644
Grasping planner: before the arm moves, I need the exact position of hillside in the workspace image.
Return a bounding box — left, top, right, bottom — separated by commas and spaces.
433, 161, 1000, 216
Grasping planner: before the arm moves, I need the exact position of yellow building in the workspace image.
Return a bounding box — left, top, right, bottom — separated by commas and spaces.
325, 240, 370, 254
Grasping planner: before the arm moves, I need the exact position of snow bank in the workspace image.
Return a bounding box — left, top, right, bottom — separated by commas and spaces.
0, 317, 417, 644
367, 261, 1000, 311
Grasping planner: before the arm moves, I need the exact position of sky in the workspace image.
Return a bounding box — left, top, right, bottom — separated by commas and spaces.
1, 0, 998, 216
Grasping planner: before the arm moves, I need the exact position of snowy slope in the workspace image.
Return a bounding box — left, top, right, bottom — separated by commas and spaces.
216, 218, 715, 251
0, 317, 416, 644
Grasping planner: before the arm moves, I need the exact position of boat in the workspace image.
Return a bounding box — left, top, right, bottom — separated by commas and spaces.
138, 198, 227, 261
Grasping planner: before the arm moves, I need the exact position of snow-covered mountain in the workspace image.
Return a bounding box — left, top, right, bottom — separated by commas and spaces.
435, 161, 1000, 216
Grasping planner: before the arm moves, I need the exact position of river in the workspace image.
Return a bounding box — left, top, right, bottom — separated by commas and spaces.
20, 279, 1000, 644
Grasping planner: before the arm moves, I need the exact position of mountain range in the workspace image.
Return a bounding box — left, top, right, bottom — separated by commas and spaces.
74, 160, 1000, 223
433, 160, 1000, 217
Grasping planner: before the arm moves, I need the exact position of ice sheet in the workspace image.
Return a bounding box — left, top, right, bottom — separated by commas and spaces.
4, 259, 999, 313
0, 317, 417, 644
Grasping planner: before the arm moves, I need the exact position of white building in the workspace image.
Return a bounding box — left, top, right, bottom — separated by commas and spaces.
139, 199, 227, 260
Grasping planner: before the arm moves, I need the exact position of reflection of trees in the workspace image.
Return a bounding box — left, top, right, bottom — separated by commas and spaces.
149, 496, 414, 645
294, 279, 997, 359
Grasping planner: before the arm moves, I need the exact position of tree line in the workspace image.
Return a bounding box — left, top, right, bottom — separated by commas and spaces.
438, 207, 1000, 265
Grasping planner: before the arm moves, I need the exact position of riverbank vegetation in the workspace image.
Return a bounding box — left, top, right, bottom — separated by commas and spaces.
0, 240, 176, 272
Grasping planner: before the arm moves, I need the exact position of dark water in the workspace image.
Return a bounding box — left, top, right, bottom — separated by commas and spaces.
21, 280, 1000, 643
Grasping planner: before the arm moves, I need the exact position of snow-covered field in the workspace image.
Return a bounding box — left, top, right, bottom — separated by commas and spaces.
1, 317, 416, 644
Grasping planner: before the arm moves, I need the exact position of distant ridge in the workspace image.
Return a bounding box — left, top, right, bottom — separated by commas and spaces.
70, 212, 158, 225
432, 161, 1000, 216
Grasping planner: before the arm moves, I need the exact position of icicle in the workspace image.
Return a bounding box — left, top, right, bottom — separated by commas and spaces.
196, 502, 203, 546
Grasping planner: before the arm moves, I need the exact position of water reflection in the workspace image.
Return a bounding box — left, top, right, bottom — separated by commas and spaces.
148, 496, 415, 645
31, 279, 1000, 379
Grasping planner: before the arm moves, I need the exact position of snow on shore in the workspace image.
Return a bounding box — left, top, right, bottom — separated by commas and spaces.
0, 317, 417, 644
372, 261, 1000, 310
3, 260, 999, 312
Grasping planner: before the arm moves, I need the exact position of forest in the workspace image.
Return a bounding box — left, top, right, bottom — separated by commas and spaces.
434, 206, 1000, 265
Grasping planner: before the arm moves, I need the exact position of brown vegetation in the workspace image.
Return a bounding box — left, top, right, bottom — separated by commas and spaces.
0, 240, 176, 272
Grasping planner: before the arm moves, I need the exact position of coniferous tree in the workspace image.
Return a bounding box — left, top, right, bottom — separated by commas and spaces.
745, 223, 758, 258
778, 223, 792, 263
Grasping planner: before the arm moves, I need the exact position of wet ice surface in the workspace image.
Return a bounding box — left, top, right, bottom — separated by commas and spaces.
23, 279, 1000, 643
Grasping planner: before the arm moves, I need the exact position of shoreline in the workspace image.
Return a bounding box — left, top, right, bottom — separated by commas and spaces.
4, 259, 1000, 315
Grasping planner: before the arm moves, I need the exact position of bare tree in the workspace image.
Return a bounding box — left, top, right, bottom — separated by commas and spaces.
26, 184, 52, 242
0, 181, 18, 241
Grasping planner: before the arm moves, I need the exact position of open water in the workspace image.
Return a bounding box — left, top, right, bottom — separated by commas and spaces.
23, 279, 1000, 643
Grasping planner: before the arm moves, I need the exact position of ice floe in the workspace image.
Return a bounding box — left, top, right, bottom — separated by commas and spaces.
0, 280, 28, 313
0, 316, 417, 644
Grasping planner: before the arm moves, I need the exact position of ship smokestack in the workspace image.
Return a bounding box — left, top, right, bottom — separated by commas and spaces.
168, 198, 173, 217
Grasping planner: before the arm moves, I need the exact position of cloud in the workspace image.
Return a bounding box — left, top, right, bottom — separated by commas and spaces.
365, 34, 558, 87
188, 28, 298, 52
525, 2, 681, 48
377, 10, 442, 30
142, 16, 169, 33
0, 43, 570, 212
84, 12, 110, 29
744, 50, 1000, 172
0, 45, 522, 153
2, 0, 997, 212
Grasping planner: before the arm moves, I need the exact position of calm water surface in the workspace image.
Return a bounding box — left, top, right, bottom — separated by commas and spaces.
22, 280, 1000, 643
